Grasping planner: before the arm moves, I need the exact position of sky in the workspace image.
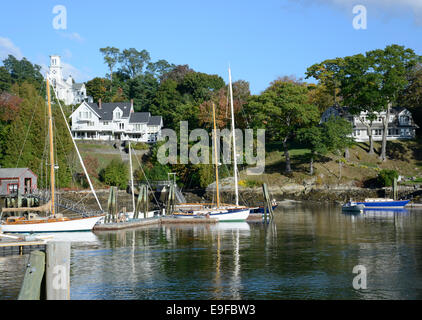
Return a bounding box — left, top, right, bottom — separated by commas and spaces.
1, 0, 422, 94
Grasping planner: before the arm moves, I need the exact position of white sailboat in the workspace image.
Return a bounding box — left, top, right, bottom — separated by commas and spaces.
173, 67, 250, 222
1, 76, 104, 233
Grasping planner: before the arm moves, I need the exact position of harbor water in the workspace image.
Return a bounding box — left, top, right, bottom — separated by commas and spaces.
1, 202, 422, 300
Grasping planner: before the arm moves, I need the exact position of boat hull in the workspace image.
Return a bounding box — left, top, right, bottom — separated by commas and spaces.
173, 208, 250, 222
1, 216, 104, 233
356, 200, 410, 209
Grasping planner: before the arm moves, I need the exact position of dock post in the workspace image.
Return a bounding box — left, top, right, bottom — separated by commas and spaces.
46, 242, 71, 300
262, 183, 273, 223
393, 177, 398, 201
18, 250, 46, 300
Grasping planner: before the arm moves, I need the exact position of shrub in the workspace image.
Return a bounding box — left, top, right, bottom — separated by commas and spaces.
377, 169, 399, 187
99, 159, 128, 189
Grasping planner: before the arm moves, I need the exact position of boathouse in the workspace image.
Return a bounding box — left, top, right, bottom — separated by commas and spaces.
0, 168, 37, 195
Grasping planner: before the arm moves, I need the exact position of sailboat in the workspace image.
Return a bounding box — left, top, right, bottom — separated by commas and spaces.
0, 76, 104, 233
172, 67, 250, 222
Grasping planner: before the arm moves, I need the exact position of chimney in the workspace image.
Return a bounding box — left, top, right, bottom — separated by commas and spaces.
98, 98, 102, 109
130, 99, 134, 113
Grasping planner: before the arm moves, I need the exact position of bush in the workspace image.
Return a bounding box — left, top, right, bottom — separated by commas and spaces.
377, 169, 399, 187
99, 159, 128, 189
125, 142, 150, 153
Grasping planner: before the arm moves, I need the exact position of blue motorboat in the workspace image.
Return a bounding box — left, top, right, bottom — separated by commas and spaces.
356, 198, 410, 209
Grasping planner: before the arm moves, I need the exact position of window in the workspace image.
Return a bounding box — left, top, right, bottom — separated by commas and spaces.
79, 111, 91, 119
8, 183, 18, 194
373, 129, 382, 136
88, 121, 95, 127
119, 123, 124, 130
134, 124, 141, 131
103, 121, 109, 125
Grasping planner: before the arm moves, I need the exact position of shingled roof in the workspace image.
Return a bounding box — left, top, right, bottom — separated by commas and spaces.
86, 102, 132, 121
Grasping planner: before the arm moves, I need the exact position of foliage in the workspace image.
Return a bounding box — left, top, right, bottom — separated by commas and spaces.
99, 159, 128, 189
377, 169, 399, 187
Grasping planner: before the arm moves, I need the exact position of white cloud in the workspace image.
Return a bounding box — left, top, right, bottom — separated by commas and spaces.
61, 61, 91, 82
293, 0, 422, 25
58, 32, 85, 43
0, 37, 23, 61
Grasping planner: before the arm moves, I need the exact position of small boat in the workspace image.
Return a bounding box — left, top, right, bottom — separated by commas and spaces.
173, 204, 250, 222
250, 199, 278, 214
342, 201, 365, 213
356, 198, 410, 209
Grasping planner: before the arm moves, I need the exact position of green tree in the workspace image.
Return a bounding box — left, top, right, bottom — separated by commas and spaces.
99, 159, 128, 189
99, 47, 120, 83
85, 77, 111, 102
0, 66, 12, 92
246, 80, 320, 173
118, 48, 151, 79
2, 55, 43, 91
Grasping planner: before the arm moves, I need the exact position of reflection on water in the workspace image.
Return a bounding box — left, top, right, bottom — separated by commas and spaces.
1, 203, 422, 300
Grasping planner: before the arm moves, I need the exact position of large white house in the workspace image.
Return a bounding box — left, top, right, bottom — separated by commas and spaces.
321, 105, 419, 142
70, 100, 163, 143
49, 55, 93, 105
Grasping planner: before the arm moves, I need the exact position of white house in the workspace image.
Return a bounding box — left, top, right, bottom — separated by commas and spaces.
321, 105, 419, 142
49, 55, 93, 105
70, 100, 163, 143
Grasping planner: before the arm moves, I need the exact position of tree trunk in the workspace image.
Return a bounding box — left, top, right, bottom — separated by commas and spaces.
344, 147, 349, 160
309, 153, 314, 176
380, 103, 391, 162
368, 131, 374, 154
360, 117, 374, 154
282, 138, 292, 173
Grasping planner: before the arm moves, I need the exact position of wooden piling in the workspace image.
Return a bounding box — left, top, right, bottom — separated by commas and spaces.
45, 242, 71, 300
18, 250, 46, 300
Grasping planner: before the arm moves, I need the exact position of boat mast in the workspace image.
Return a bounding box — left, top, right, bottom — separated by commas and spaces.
212, 102, 220, 208
46, 78, 56, 216
228, 67, 239, 206
129, 141, 136, 213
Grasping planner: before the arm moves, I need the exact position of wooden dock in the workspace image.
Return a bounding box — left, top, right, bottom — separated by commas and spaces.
0, 233, 47, 257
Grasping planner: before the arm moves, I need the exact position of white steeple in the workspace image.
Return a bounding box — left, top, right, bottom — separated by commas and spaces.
49, 55, 63, 84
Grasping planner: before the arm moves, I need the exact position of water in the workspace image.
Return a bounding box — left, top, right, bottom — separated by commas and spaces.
1, 202, 422, 300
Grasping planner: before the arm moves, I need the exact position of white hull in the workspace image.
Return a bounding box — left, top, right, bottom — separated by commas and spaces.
1, 216, 104, 233
173, 208, 250, 222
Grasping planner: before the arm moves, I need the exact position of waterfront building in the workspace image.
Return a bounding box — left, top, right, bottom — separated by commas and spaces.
0, 168, 37, 195
70, 99, 163, 143
49, 55, 93, 105
321, 105, 419, 142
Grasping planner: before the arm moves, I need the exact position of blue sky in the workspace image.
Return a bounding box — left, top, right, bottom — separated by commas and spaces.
1, 0, 422, 94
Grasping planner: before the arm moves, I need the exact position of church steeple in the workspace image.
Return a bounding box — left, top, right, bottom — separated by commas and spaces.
49, 55, 63, 85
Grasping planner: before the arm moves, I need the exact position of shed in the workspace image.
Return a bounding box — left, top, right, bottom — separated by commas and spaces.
0, 168, 38, 195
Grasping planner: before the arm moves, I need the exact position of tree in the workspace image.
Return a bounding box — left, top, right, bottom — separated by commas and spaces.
85, 77, 111, 102
399, 63, 422, 129
99, 47, 120, 84
2, 55, 43, 91
118, 48, 151, 79
99, 159, 128, 189
128, 73, 159, 111
306, 57, 345, 105
0, 66, 12, 92
365, 45, 420, 161
245, 80, 320, 173
298, 116, 353, 176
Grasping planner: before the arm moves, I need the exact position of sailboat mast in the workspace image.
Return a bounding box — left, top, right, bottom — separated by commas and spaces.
129, 141, 136, 213
212, 102, 220, 208
228, 67, 239, 206
46, 78, 56, 216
